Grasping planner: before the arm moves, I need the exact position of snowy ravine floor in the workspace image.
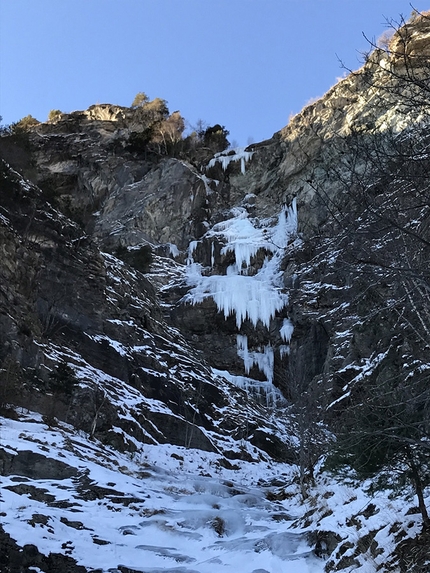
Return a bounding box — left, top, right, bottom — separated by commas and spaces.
1, 413, 428, 572
0, 412, 323, 573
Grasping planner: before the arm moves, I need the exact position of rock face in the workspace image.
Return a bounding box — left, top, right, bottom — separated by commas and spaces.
2, 12, 430, 437
92, 157, 209, 250
21, 104, 231, 253
0, 524, 88, 573
0, 160, 295, 464
1, 0, 430, 528
0, 449, 78, 480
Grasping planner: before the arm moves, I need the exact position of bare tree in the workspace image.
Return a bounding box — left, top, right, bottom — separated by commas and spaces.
330, 370, 430, 528
286, 353, 330, 500
312, 10, 430, 528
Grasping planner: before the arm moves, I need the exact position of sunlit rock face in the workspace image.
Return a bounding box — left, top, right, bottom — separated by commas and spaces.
91, 157, 209, 250
224, 14, 430, 240
389, 10, 430, 58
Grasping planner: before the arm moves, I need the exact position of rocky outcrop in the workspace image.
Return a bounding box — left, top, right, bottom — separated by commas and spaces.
2, 12, 429, 424
0, 160, 296, 464
224, 13, 430, 239
21, 105, 231, 253
91, 157, 210, 250
0, 524, 88, 573
0, 449, 78, 480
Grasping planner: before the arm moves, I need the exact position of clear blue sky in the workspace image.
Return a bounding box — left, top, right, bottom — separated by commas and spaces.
0, 1, 428, 145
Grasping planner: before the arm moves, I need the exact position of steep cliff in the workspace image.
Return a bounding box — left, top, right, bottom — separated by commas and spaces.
1, 10, 430, 573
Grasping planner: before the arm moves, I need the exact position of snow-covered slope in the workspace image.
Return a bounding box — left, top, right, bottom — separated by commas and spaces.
0, 413, 322, 573
2, 411, 428, 573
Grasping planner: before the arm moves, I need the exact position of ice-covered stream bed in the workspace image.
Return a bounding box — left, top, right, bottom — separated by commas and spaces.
0, 413, 324, 573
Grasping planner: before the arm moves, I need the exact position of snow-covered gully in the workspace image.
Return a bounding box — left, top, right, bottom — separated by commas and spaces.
0, 414, 323, 573
2, 411, 428, 572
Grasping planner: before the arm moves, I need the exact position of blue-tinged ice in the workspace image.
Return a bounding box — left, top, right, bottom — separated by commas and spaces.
184, 203, 296, 330
280, 319, 294, 343
207, 147, 255, 174
237, 335, 275, 383
184, 201, 298, 384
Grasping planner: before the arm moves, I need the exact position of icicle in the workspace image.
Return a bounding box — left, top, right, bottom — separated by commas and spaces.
280, 318, 294, 343
185, 274, 288, 328
240, 156, 246, 174
237, 334, 249, 371
207, 148, 255, 174
168, 243, 180, 258
279, 345, 290, 359
213, 368, 286, 407
236, 336, 275, 384
187, 240, 199, 265
184, 200, 299, 392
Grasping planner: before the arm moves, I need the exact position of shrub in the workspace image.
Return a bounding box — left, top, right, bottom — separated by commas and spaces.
155, 111, 185, 155
131, 91, 150, 108
203, 124, 230, 152
48, 109, 62, 121
115, 244, 153, 272
48, 360, 78, 397
141, 97, 169, 122
125, 127, 155, 154
11, 114, 40, 134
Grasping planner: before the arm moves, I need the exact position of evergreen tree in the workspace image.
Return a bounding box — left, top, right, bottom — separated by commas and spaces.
48, 360, 78, 397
